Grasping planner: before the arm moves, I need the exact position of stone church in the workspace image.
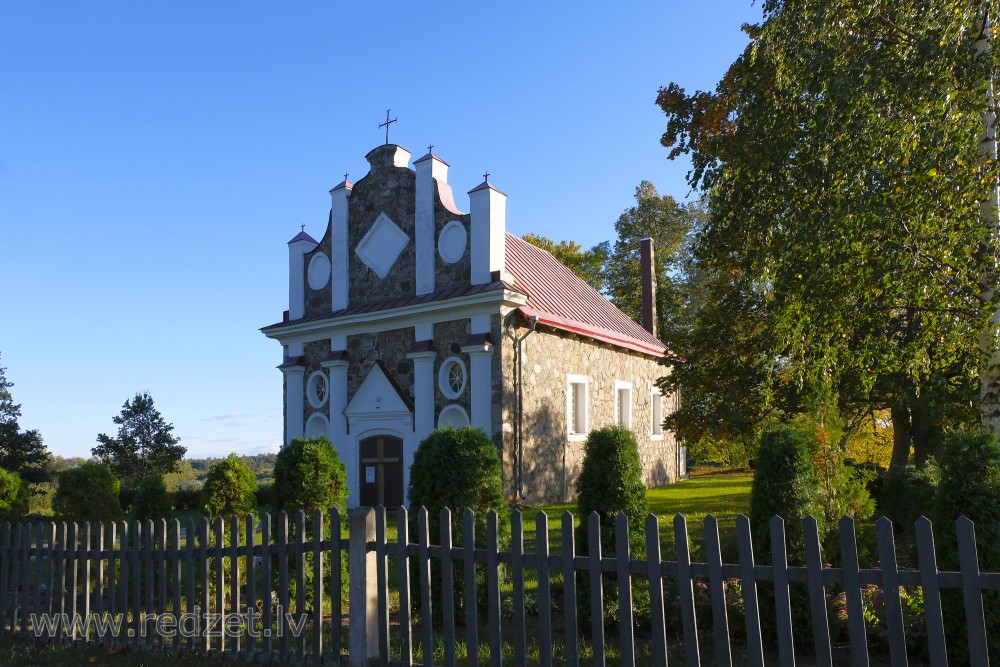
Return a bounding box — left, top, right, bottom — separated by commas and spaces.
261, 142, 682, 507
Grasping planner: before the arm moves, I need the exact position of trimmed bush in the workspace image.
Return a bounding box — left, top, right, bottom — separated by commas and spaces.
749, 424, 821, 562
255, 481, 276, 509
273, 437, 348, 514
576, 425, 649, 552
53, 462, 123, 522
407, 426, 507, 545
880, 462, 939, 532
133, 473, 173, 521
0, 467, 28, 523
202, 454, 257, 520
172, 483, 202, 511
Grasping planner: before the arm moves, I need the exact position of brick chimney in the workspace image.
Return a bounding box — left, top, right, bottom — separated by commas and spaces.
640, 238, 657, 337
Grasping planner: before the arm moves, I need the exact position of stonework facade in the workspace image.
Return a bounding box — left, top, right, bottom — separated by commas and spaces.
263, 142, 683, 509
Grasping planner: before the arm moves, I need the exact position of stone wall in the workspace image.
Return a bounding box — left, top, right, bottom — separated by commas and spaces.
303, 219, 332, 317
499, 314, 678, 506
432, 319, 472, 425
346, 327, 415, 406
301, 339, 330, 426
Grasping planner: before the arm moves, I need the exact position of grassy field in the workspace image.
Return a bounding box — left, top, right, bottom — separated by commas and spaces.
534, 469, 753, 560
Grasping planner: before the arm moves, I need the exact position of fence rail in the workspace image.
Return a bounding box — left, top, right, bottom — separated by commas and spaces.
1, 508, 997, 666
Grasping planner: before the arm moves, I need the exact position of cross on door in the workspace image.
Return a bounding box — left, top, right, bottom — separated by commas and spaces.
360, 436, 402, 507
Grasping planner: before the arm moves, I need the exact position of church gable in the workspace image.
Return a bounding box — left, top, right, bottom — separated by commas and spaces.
345, 361, 414, 429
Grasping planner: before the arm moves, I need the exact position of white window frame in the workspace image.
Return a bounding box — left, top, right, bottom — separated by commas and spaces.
650, 387, 664, 440
438, 356, 468, 399
614, 380, 633, 429
566, 374, 589, 441
306, 371, 329, 409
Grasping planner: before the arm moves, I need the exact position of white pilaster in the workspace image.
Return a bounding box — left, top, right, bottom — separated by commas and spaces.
406, 350, 437, 443
468, 180, 507, 285
461, 341, 494, 434
330, 181, 352, 311
282, 366, 306, 444
322, 357, 352, 503
288, 234, 318, 320
414, 153, 449, 295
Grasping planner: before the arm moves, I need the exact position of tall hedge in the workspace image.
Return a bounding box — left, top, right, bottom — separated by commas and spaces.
273, 437, 348, 514
0, 467, 28, 523
407, 426, 507, 545
133, 472, 173, 521
749, 424, 821, 562
575, 425, 649, 554
53, 462, 124, 523
202, 454, 258, 520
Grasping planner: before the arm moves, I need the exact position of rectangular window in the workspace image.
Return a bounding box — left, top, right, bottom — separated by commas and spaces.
567, 375, 588, 438
651, 387, 663, 437
614, 380, 632, 429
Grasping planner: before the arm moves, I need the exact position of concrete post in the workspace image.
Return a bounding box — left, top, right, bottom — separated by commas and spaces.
348, 507, 378, 665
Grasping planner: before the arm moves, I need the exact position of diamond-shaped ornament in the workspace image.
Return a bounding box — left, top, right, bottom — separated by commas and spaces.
355, 212, 409, 279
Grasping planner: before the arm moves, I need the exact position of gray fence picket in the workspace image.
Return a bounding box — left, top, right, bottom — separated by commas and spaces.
244, 514, 256, 659
644, 515, 668, 667
375, 506, 389, 666
486, 510, 502, 667
82, 523, 92, 642
399, 507, 414, 667
440, 508, 456, 667
311, 509, 323, 665
418, 507, 434, 667
331, 509, 342, 663
839, 516, 869, 667
46, 523, 56, 622
956, 517, 989, 666
70, 522, 80, 642
616, 514, 635, 667
145, 519, 154, 646
769, 516, 795, 667
295, 510, 306, 658
511, 510, 526, 667
735, 516, 764, 667
462, 509, 477, 667
261, 513, 273, 658
876, 518, 908, 667
277, 511, 290, 662
214, 516, 226, 654
673, 514, 700, 667
198, 517, 209, 653
117, 522, 127, 646
561, 512, 580, 667
94, 522, 105, 632
21, 523, 31, 640
704, 514, 731, 667
536, 512, 553, 667
587, 512, 605, 667
185, 517, 196, 654
914, 517, 947, 666
230, 515, 241, 658
157, 520, 167, 650
803, 517, 832, 667
0, 523, 8, 635
171, 519, 182, 652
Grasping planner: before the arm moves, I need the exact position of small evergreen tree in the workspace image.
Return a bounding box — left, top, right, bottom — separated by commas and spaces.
202, 454, 257, 520
273, 436, 348, 514
0, 467, 29, 523
133, 472, 173, 521
93, 392, 185, 489
53, 462, 123, 522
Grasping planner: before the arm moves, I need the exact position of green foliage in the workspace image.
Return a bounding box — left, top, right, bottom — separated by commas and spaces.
133, 473, 172, 521
162, 459, 197, 492
575, 425, 649, 553
92, 392, 186, 489
521, 234, 610, 294
0, 467, 28, 523
202, 454, 257, 520
408, 426, 507, 544
171, 485, 203, 511
53, 462, 123, 522
749, 424, 821, 562
880, 463, 940, 531
273, 437, 347, 514
656, 0, 997, 459
0, 353, 50, 485
685, 435, 755, 469
255, 481, 276, 508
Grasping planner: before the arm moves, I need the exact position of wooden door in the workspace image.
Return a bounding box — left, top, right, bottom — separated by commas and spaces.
359, 436, 404, 508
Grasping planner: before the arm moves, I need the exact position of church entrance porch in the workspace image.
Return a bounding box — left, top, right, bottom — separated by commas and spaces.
359, 435, 404, 507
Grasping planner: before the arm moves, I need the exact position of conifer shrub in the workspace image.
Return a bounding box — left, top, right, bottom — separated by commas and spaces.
407, 426, 507, 545
132, 472, 173, 521
53, 462, 124, 522
574, 425, 650, 631
748, 424, 821, 563
202, 454, 258, 520
880, 462, 939, 533
0, 467, 28, 523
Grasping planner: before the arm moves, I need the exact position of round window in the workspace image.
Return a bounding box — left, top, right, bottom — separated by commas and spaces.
438, 357, 467, 399
438, 404, 470, 429
307, 371, 329, 408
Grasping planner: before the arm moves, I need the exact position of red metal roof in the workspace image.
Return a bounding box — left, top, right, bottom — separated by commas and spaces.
504, 234, 667, 357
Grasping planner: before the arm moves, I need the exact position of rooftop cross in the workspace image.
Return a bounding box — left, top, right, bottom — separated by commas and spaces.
483, 171, 490, 183
427, 144, 433, 154
343, 171, 349, 182
379, 109, 397, 145
300, 224, 305, 232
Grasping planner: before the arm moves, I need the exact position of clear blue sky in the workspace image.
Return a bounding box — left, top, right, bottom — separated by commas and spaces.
1, 2, 761, 459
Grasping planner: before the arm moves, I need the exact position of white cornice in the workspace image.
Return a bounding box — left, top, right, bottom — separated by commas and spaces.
263, 289, 526, 345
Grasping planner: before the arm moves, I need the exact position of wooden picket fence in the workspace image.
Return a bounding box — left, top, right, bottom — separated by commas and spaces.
1, 507, 999, 666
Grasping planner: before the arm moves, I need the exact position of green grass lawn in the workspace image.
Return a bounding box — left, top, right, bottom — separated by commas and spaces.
534, 470, 753, 561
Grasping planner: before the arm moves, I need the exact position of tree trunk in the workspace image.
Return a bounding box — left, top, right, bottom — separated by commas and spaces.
911, 395, 934, 467
978, 7, 1000, 431
888, 404, 911, 477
